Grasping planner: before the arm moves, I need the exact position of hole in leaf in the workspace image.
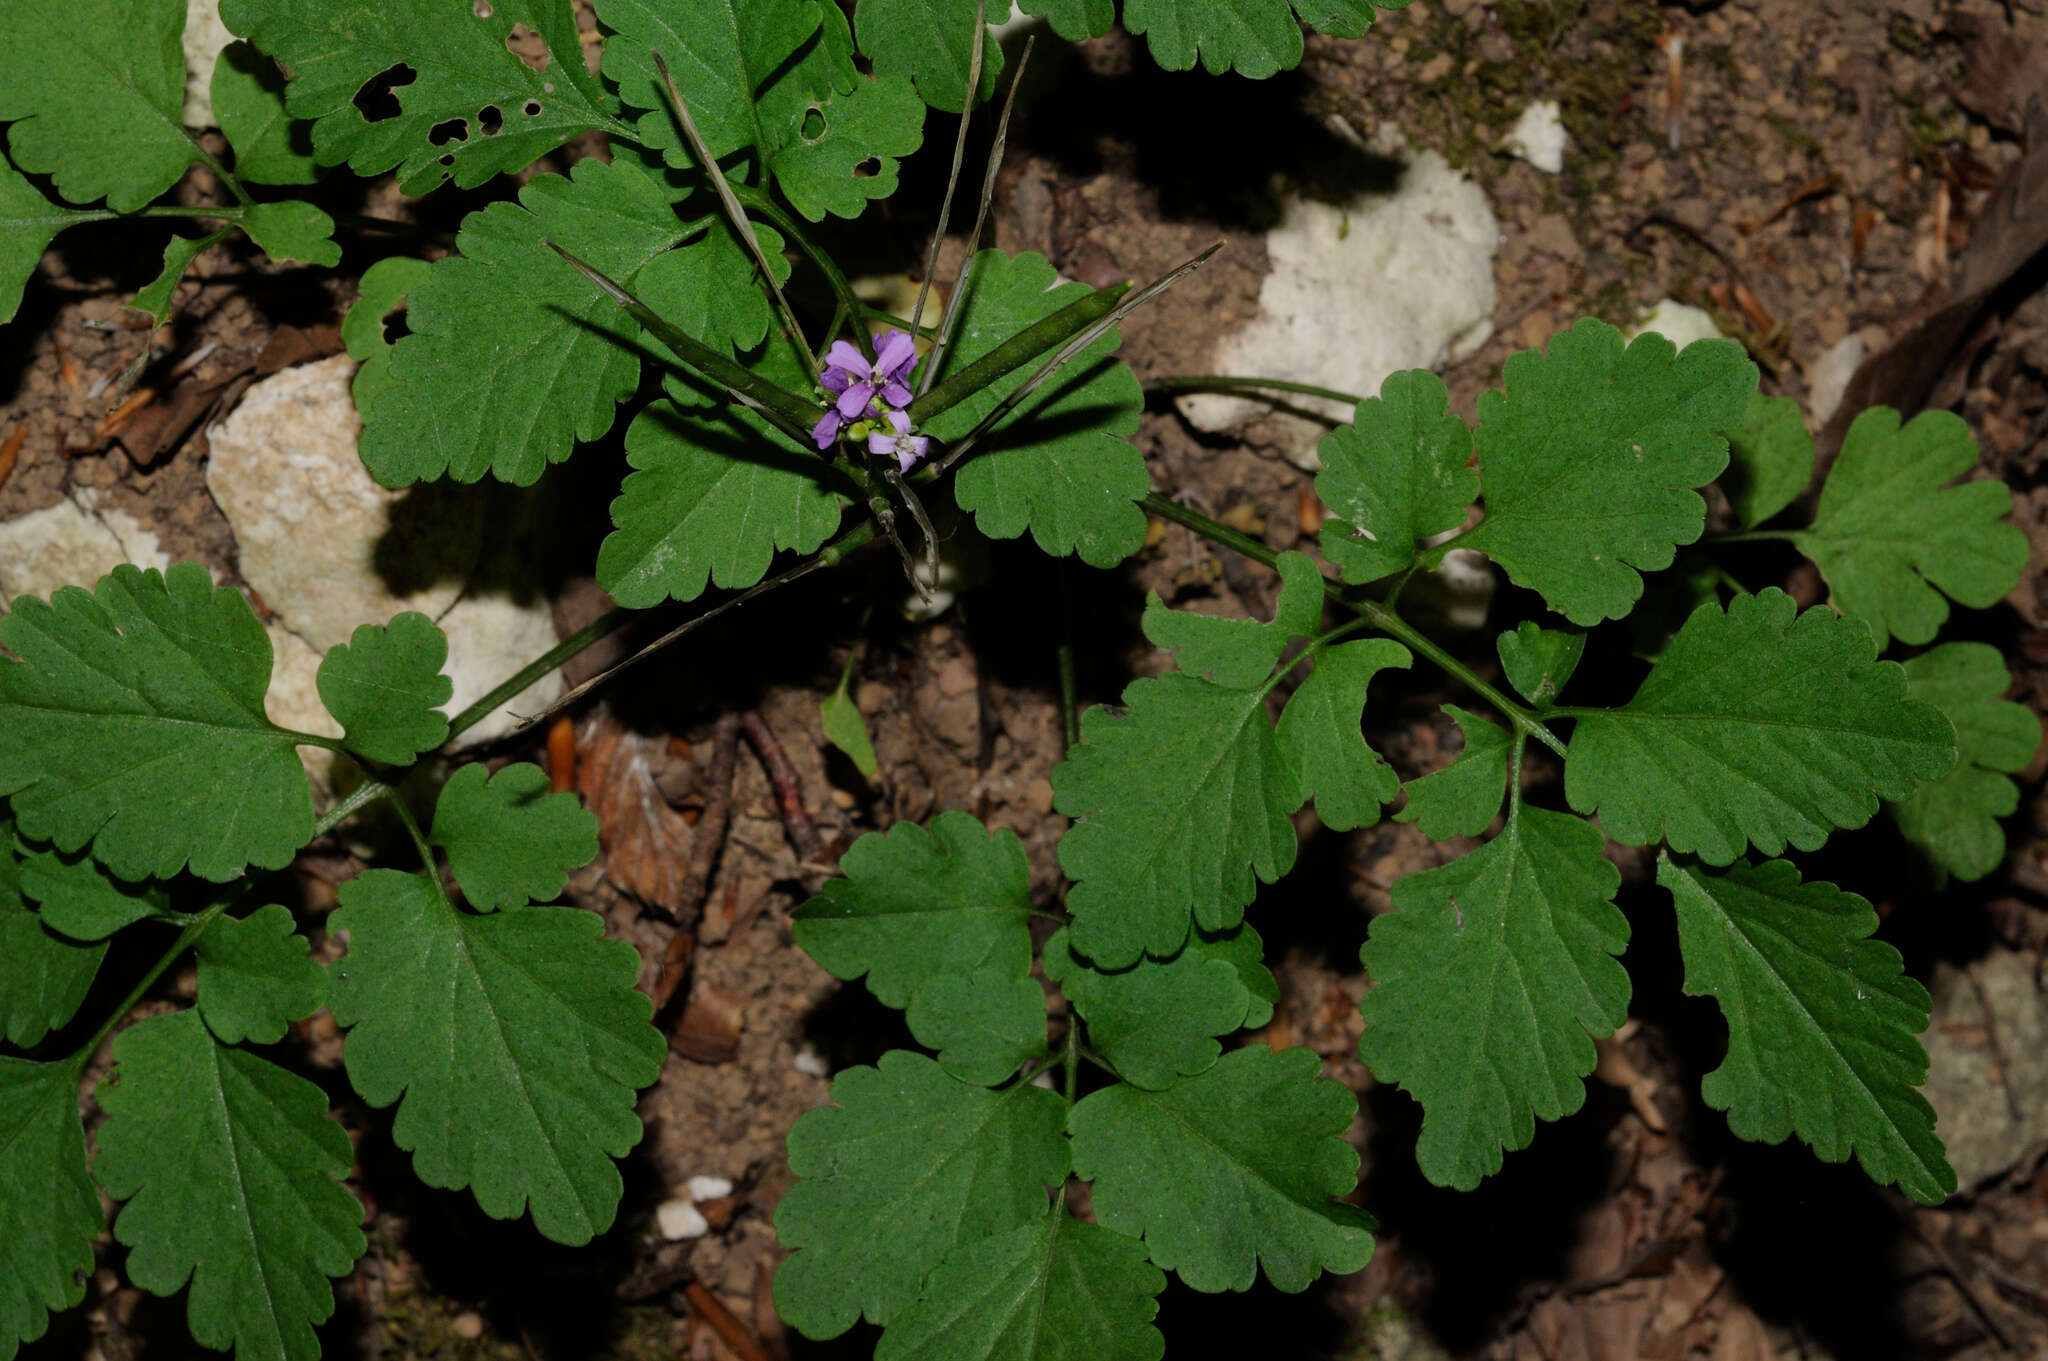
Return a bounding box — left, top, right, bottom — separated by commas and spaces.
438, 153, 455, 166
477, 104, 504, 136
504, 22, 549, 73
472, 0, 492, 15
352, 63, 417, 123
380, 307, 413, 346
428, 118, 469, 146
522, 99, 542, 117
800, 106, 827, 142
852, 157, 880, 179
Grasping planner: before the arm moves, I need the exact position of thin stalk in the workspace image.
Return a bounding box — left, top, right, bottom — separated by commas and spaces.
1062, 1007, 1080, 1109
651, 51, 819, 384
310, 776, 387, 842
1140, 492, 1569, 757
1706, 529, 1798, 545
909, 281, 1130, 426
919, 34, 1037, 398
930, 243, 1223, 476
189, 139, 253, 208
734, 188, 871, 358
908, 0, 987, 345
1146, 374, 1369, 409
1057, 644, 1080, 752
70, 898, 230, 1063
448, 606, 636, 740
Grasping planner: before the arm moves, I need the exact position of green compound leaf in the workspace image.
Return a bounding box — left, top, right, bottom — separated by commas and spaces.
1790, 407, 2028, 651
775, 1051, 1069, 1338
1566, 588, 1957, 865
315, 613, 452, 764
358, 157, 694, 488
760, 22, 927, 223
1069, 1045, 1373, 1292
95, 1010, 365, 1361
924, 251, 1149, 567
1450, 321, 1754, 625
0, 1058, 101, 1360
1889, 643, 2041, 882
793, 811, 1034, 1010
194, 905, 328, 1047
1140, 551, 1324, 690
341, 255, 432, 416
595, 398, 849, 608
1658, 856, 1955, 1204
1719, 392, 1812, 529
0, 563, 315, 883
875, 1212, 1165, 1361
0, 906, 100, 1049
1, 157, 100, 325
1054, 673, 1299, 969
639, 220, 792, 365
856, 0, 1007, 113
211, 42, 318, 185
1359, 805, 1628, 1190
1121, 0, 1405, 77
1496, 621, 1585, 708
130, 230, 218, 329
431, 762, 598, 912
1395, 705, 1513, 841
218, 0, 611, 194
595, 0, 819, 165
1015, 0, 1118, 40
1045, 925, 1261, 1091
1276, 638, 1410, 833
0, 0, 195, 212
1315, 369, 1477, 585
16, 841, 169, 941
905, 968, 1047, 1086
240, 200, 340, 267
329, 870, 664, 1245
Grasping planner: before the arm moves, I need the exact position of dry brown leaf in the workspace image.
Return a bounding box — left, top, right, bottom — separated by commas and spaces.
578, 710, 695, 910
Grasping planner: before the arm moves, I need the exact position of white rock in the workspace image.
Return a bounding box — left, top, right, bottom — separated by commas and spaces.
1178, 141, 1499, 470
183, 0, 234, 128
655, 1198, 709, 1242
792, 1045, 830, 1078
1627, 298, 1725, 351
1805, 333, 1867, 426
206, 355, 562, 748
1503, 100, 1567, 174
686, 1175, 733, 1202
0, 495, 169, 605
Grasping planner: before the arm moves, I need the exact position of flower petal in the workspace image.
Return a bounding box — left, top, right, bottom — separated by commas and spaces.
823, 339, 871, 380
836, 382, 876, 419
867, 429, 898, 457
874, 329, 917, 379
882, 407, 911, 436
879, 378, 914, 408
811, 410, 842, 449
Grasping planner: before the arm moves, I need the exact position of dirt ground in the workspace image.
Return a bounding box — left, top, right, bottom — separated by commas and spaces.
7, 1, 2048, 1358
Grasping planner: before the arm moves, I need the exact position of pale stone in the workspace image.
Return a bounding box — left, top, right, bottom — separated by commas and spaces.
1921, 951, 2048, 1188
1805, 332, 1867, 426
1178, 139, 1499, 470
1628, 298, 1726, 351
792, 1045, 830, 1078
687, 1175, 733, 1202
1503, 100, 1567, 174
655, 1198, 710, 1241
0, 495, 170, 605
183, 0, 234, 128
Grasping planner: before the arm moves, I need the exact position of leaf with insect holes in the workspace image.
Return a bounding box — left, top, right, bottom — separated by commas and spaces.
1069, 1045, 1374, 1292
315, 613, 452, 764
15, 840, 170, 941
1496, 622, 1584, 708
0, 0, 195, 212
1658, 856, 1954, 1203
1315, 370, 1477, 585
94, 1010, 365, 1361
211, 42, 319, 185
240, 201, 339, 267
1565, 589, 1956, 864
328, 870, 664, 1245
1140, 551, 1325, 689
1359, 805, 1628, 1190
905, 968, 1047, 1086
0, 563, 315, 883
1889, 643, 2040, 882
1045, 925, 1266, 1091
1448, 321, 1755, 625
1395, 705, 1512, 840
596, 0, 819, 164
358, 157, 696, 488
0, 157, 101, 325
766, 68, 926, 222
856, 0, 1007, 114
0, 1057, 102, 1361
430, 763, 598, 911
1719, 393, 1812, 529
776, 1052, 1069, 1338
1121, 0, 1408, 78
1055, 672, 1300, 969
130, 230, 219, 328
1276, 639, 1410, 832
1790, 408, 2028, 651
1015, 0, 1117, 40
923, 251, 1150, 566
217, 0, 614, 194
794, 812, 1034, 1010
194, 905, 328, 1047
875, 1212, 1165, 1361
341, 255, 432, 416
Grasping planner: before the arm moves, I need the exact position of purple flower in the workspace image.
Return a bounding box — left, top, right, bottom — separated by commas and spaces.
866, 407, 930, 474
821, 329, 918, 419
811, 407, 845, 450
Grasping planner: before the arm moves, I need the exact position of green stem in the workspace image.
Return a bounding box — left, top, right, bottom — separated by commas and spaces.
70, 898, 231, 1063
133, 204, 247, 223
381, 783, 438, 879
446, 607, 634, 741
1062, 1009, 1080, 1110
190, 141, 254, 208
1706, 529, 1798, 545
310, 777, 386, 842
1146, 374, 1369, 409
734, 187, 873, 358
1057, 643, 1080, 753
1140, 493, 1569, 758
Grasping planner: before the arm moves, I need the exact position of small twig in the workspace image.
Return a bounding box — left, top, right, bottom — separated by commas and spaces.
1900, 1206, 2018, 1353
908, 0, 987, 343
739, 711, 826, 889
684, 1281, 770, 1361
651, 715, 742, 1013
0, 423, 24, 492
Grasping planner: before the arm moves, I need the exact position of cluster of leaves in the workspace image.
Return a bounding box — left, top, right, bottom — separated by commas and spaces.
775, 320, 2034, 1354
1014, 0, 1412, 78
0, 567, 662, 1361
